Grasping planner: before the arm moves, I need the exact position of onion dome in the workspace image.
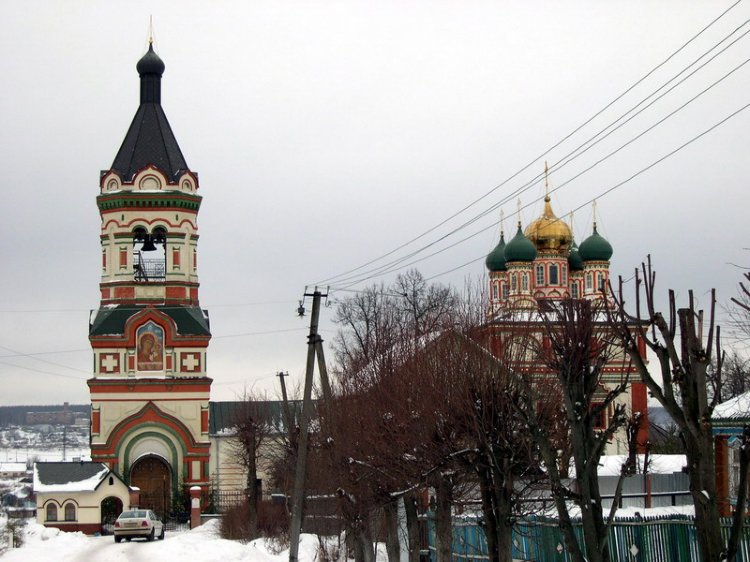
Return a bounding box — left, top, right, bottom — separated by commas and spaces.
137, 43, 165, 76
568, 240, 584, 271
504, 224, 537, 263
486, 233, 507, 272
579, 225, 613, 261
524, 196, 572, 252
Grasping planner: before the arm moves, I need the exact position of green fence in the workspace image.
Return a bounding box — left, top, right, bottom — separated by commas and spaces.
426, 513, 750, 561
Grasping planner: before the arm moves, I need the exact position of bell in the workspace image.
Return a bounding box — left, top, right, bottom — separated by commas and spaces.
140, 235, 157, 252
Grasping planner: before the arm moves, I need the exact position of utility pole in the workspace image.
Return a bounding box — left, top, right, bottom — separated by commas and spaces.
289, 288, 327, 562
277, 371, 294, 445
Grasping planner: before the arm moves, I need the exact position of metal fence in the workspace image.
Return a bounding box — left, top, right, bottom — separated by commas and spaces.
427, 513, 750, 562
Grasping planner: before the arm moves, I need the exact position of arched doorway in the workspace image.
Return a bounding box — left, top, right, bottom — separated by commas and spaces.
130, 455, 171, 520
101, 496, 123, 535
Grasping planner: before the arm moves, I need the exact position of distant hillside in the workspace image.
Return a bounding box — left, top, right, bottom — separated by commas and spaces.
0, 404, 90, 427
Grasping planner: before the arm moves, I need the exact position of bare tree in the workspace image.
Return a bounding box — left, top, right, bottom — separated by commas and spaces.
509, 299, 639, 562
729, 271, 750, 339
230, 396, 275, 539
607, 258, 750, 562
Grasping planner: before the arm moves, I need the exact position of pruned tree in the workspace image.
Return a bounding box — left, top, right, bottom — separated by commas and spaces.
606, 258, 750, 562
511, 299, 639, 562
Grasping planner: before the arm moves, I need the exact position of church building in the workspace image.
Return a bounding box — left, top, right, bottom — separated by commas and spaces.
88, 41, 212, 516
484, 186, 649, 453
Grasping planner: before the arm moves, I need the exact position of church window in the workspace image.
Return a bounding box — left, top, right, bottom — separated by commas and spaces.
536, 264, 544, 286
586, 272, 593, 290
46, 504, 57, 521
133, 226, 167, 282
549, 264, 559, 285
522, 273, 529, 291
562, 265, 567, 285
502, 283, 509, 299
598, 273, 605, 291
492, 282, 499, 300
511, 274, 517, 292
571, 283, 579, 299
64, 503, 76, 521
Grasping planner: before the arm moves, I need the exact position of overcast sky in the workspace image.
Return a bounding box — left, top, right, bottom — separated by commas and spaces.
1, 1, 748, 406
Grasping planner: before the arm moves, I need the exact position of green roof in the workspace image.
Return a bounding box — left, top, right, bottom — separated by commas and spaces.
485, 233, 507, 272
209, 400, 303, 435
504, 225, 537, 263
579, 226, 613, 262
89, 305, 210, 337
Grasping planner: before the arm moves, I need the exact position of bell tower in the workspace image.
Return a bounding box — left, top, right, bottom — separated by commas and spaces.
88, 40, 212, 515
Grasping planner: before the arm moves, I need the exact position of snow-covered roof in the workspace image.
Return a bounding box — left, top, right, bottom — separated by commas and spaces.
570, 454, 686, 477
33, 462, 111, 493
0, 462, 28, 474
712, 391, 750, 421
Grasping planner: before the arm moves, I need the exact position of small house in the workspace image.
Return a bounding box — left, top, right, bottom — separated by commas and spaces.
34, 461, 135, 534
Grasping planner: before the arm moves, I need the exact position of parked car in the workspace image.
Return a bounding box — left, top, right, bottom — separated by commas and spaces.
113, 509, 165, 542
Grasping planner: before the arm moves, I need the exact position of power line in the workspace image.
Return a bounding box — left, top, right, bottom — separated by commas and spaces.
322, 30, 750, 288
313, 0, 743, 288
417, 100, 750, 283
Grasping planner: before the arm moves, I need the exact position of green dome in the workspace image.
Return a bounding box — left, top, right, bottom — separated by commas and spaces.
568, 240, 584, 271
579, 225, 613, 261
504, 225, 537, 263
486, 233, 507, 272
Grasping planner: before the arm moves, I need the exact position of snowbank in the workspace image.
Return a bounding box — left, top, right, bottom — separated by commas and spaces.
1, 519, 324, 562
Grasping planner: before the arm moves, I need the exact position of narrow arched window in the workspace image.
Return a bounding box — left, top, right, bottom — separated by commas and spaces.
535, 264, 544, 286
571, 283, 579, 299
522, 273, 529, 291
586, 272, 593, 290
65, 503, 76, 521
549, 264, 559, 285
511, 274, 517, 292
492, 282, 499, 300
46, 503, 57, 521
502, 283, 509, 299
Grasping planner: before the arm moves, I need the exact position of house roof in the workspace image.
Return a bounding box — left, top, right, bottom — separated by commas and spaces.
209, 400, 303, 435
712, 390, 750, 423
33, 462, 113, 493
89, 305, 210, 337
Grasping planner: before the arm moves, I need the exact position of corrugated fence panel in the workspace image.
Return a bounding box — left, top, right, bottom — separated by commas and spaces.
426, 513, 750, 562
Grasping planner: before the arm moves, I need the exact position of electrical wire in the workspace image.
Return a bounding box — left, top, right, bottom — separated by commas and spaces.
313, 0, 744, 288
319, 22, 750, 289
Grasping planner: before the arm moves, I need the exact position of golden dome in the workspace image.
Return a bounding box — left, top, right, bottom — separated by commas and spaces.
524, 196, 572, 252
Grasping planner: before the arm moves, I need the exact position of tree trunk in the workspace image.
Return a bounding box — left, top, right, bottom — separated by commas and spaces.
357, 519, 376, 562
384, 500, 401, 562
477, 466, 500, 562
403, 491, 421, 562
247, 432, 259, 539
493, 459, 515, 562
685, 432, 725, 562
434, 475, 453, 562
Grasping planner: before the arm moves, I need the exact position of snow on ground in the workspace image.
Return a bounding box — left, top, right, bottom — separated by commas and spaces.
1, 520, 324, 562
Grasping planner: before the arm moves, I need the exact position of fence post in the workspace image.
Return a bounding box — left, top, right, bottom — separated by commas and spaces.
190, 486, 202, 529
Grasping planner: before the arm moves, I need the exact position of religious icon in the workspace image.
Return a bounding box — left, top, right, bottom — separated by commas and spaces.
136, 321, 164, 371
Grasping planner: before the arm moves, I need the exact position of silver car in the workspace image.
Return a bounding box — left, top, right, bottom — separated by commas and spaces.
113, 509, 165, 542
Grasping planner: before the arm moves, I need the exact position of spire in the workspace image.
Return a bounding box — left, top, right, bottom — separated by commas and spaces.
109, 42, 189, 182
